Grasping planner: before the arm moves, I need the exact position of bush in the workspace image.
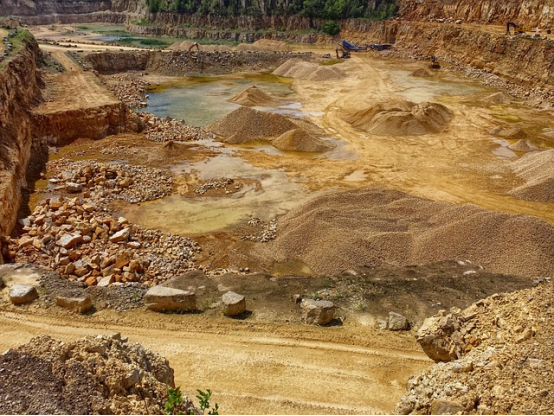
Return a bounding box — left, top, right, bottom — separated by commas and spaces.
322, 20, 340, 36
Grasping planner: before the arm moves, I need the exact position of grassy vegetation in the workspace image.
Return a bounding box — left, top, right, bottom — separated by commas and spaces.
0, 29, 36, 70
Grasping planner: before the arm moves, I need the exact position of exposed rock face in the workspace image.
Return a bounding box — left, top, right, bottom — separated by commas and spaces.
9, 284, 39, 304
301, 298, 335, 325
145, 286, 196, 312
0, 36, 42, 239
0, 333, 195, 415
397, 282, 554, 414
85, 50, 312, 77
221, 291, 246, 317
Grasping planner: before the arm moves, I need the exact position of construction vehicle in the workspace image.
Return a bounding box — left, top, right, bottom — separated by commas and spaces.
188, 42, 199, 51
429, 55, 440, 69
506, 22, 530, 35
341, 40, 367, 52
335, 47, 351, 59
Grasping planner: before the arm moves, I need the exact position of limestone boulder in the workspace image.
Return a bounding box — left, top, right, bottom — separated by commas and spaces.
56, 295, 93, 313
221, 291, 246, 317
416, 314, 464, 362
57, 233, 83, 249
388, 311, 410, 331
145, 286, 196, 312
110, 228, 131, 243
9, 284, 39, 305
301, 299, 335, 325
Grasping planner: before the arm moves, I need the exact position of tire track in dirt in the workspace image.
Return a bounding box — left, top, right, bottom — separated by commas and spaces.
0, 308, 430, 414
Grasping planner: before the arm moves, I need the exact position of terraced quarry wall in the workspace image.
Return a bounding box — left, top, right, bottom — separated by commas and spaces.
0, 38, 42, 240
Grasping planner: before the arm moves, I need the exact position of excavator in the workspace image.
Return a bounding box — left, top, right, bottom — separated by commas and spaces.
188, 42, 200, 51
506, 22, 529, 35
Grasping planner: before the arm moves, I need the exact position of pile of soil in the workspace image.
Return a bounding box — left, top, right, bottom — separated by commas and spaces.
208, 106, 298, 143
236, 39, 292, 52
509, 149, 554, 202
228, 85, 279, 107
0, 334, 197, 415
396, 282, 554, 414
168, 41, 231, 52
260, 187, 554, 277
271, 128, 335, 152
343, 100, 453, 136
273, 58, 346, 82
482, 91, 512, 105
412, 68, 433, 77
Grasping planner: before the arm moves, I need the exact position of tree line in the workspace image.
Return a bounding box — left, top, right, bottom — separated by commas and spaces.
145, 0, 398, 21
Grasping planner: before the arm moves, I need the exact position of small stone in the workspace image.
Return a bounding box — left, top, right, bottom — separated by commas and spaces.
9, 285, 39, 305
221, 291, 246, 317
57, 234, 83, 249
55, 296, 93, 313
97, 275, 114, 287
65, 182, 83, 193
110, 228, 131, 243
85, 276, 98, 286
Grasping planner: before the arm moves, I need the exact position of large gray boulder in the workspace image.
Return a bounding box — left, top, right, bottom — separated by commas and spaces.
301, 299, 335, 325
9, 285, 39, 305
387, 311, 409, 331
221, 291, 246, 317
145, 286, 196, 312
55, 295, 93, 314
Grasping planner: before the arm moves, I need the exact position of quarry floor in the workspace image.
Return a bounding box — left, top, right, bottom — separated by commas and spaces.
5, 26, 554, 414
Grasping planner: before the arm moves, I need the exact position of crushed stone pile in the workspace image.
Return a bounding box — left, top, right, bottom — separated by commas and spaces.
7, 195, 201, 286
0, 333, 198, 415
228, 85, 279, 107
208, 106, 298, 143
396, 281, 554, 414
273, 58, 346, 82
261, 187, 554, 277
138, 112, 207, 143
271, 128, 335, 152
509, 149, 554, 202
343, 99, 453, 135
507, 139, 531, 152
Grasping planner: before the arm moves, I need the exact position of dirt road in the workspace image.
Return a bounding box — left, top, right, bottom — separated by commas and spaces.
0, 308, 430, 414
36, 44, 119, 113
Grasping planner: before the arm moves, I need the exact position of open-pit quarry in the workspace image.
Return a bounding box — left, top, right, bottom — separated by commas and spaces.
1, 2, 554, 414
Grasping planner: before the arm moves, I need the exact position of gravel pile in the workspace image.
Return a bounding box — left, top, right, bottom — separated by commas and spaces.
273, 58, 346, 82
46, 159, 172, 204
208, 106, 298, 143
102, 73, 149, 109
262, 187, 554, 277
0, 333, 197, 415
228, 85, 279, 107
509, 149, 554, 202
271, 128, 335, 152
396, 282, 554, 414
343, 100, 453, 136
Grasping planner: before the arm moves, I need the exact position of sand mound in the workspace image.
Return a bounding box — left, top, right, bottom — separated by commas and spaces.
343, 100, 453, 135
208, 106, 298, 143
509, 149, 554, 202
489, 126, 527, 139
261, 187, 554, 277
507, 139, 531, 152
168, 41, 232, 52
272, 128, 335, 152
236, 39, 292, 52
273, 58, 346, 82
228, 85, 279, 107
412, 68, 433, 77
482, 92, 512, 105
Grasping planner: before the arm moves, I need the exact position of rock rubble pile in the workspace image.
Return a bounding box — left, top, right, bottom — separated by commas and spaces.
138, 112, 207, 143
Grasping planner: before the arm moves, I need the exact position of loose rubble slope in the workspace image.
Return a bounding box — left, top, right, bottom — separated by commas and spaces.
396, 281, 554, 414
0, 333, 198, 415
